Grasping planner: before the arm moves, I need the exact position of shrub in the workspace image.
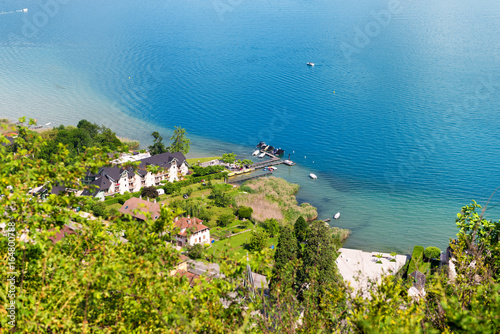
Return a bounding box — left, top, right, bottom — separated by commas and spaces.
104, 197, 119, 205
187, 244, 204, 260
247, 229, 268, 252
263, 218, 279, 237
217, 213, 233, 227
91, 201, 109, 218
424, 246, 441, 260
233, 228, 242, 234
238, 206, 253, 219
239, 185, 254, 194
141, 186, 159, 199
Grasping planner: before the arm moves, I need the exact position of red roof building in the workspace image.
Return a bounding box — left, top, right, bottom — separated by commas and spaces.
173, 216, 210, 248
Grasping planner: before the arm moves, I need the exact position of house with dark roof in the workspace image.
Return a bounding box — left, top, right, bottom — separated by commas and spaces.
83, 152, 189, 197
173, 215, 210, 248
118, 197, 161, 221
137, 151, 189, 183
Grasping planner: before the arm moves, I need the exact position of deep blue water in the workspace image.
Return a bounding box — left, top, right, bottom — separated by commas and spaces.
1, 0, 499, 253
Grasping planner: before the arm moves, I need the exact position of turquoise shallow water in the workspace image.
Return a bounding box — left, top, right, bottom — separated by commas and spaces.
1, 0, 499, 253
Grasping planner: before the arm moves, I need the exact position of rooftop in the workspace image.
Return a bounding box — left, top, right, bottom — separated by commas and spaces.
119, 197, 161, 221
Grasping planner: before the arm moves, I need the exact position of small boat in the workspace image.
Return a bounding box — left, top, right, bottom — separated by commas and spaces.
258, 152, 266, 158
307, 62, 314, 66
309, 173, 317, 179
283, 160, 295, 166
252, 150, 260, 156
334, 212, 340, 220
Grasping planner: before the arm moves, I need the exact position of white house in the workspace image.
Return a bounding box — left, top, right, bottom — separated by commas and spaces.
83, 152, 190, 197
174, 216, 210, 248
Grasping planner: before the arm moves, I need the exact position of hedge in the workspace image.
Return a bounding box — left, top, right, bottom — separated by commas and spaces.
104, 197, 119, 205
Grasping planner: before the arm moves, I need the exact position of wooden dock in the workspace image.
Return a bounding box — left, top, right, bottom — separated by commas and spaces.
228, 172, 273, 184
250, 155, 282, 170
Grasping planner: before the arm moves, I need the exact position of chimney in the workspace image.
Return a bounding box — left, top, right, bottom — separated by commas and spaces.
139, 195, 142, 199
154, 199, 156, 203
175, 217, 178, 222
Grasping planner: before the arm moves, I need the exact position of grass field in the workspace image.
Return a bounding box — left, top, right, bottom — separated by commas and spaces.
207, 230, 278, 258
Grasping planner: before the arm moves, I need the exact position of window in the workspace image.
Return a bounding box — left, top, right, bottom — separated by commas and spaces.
125, 206, 129, 209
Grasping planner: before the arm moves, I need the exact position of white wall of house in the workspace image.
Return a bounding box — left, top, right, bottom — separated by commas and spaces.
179, 162, 189, 176
101, 161, 189, 196
174, 228, 210, 248
187, 228, 210, 246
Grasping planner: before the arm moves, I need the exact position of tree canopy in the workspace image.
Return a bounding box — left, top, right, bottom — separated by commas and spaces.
169, 126, 190, 154
36, 119, 124, 161
222, 152, 237, 164
148, 131, 167, 156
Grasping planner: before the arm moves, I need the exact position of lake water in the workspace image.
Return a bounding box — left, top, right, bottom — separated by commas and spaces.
1, 0, 499, 253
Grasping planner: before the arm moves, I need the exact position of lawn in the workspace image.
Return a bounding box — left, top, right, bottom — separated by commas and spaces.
210, 220, 252, 239
186, 156, 222, 165
207, 230, 278, 259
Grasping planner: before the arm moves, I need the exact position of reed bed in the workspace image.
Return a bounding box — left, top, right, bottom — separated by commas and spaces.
236, 177, 317, 224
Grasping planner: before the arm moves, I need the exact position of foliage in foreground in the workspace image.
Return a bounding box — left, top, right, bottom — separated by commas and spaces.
2, 121, 500, 333
0, 121, 250, 332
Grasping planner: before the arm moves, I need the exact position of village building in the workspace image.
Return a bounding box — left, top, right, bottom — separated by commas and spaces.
82, 152, 189, 197
118, 197, 161, 221
173, 216, 210, 248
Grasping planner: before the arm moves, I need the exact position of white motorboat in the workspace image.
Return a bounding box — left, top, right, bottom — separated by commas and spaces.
258, 152, 266, 158
334, 212, 340, 220
307, 62, 314, 66
309, 173, 317, 179
252, 150, 260, 156
283, 160, 295, 166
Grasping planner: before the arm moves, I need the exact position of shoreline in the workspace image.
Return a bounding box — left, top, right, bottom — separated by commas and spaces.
1, 113, 466, 253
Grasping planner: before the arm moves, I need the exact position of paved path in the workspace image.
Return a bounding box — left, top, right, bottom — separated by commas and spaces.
336, 248, 408, 297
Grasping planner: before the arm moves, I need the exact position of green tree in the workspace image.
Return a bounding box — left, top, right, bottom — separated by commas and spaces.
217, 213, 233, 227
294, 216, 308, 244
237, 206, 253, 219
169, 126, 190, 154
211, 189, 232, 207
77, 119, 101, 138
141, 186, 159, 199
271, 226, 297, 286
187, 243, 204, 260
247, 229, 268, 252
222, 152, 237, 164
264, 218, 279, 237
90, 201, 109, 218
148, 131, 167, 155
297, 220, 340, 291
